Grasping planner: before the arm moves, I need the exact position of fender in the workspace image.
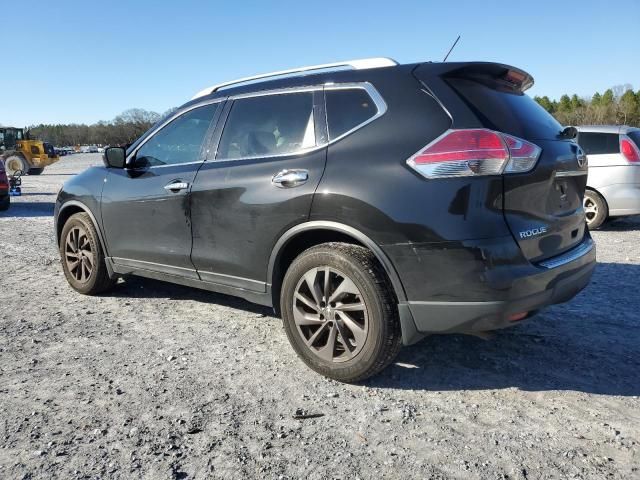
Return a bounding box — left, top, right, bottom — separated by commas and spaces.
267, 220, 407, 302
56, 200, 114, 277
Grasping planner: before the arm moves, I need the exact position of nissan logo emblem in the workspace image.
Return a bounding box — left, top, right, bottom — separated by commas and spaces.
576, 149, 588, 169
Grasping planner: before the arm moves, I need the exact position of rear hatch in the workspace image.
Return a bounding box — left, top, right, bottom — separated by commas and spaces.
414, 63, 588, 262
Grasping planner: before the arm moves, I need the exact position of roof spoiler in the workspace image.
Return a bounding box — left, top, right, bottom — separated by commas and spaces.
416, 62, 535, 93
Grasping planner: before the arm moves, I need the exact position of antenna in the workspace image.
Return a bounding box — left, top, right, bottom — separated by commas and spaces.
442, 35, 461, 62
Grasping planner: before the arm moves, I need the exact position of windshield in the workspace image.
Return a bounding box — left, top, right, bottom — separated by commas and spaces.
0, 128, 24, 149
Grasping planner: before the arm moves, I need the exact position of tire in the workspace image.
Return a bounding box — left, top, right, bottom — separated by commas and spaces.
0, 195, 9, 212
3, 154, 29, 176
28, 168, 44, 175
583, 189, 608, 230
60, 212, 116, 295
281, 242, 402, 382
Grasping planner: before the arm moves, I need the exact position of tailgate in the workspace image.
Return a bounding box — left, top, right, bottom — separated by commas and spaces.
414, 62, 589, 262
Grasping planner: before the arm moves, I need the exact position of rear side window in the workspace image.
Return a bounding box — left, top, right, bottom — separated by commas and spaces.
217, 92, 316, 160
577, 132, 620, 155
325, 88, 379, 140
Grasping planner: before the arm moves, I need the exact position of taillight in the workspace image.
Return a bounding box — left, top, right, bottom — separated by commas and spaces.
407, 128, 541, 179
0, 169, 8, 190
620, 137, 640, 163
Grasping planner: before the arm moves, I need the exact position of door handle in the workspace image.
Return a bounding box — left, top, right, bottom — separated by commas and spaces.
164, 181, 189, 192
271, 169, 309, 188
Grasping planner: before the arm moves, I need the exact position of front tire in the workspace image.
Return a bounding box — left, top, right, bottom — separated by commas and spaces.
583, 189, 608, 230
281, 243, 402, 382
60, 212, 116, 294
28, 168, 44, 175
3, 154, 29, 176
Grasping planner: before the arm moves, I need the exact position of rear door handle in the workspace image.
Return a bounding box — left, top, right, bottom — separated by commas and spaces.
271, 169, 309, 188
164, 181, 189, 192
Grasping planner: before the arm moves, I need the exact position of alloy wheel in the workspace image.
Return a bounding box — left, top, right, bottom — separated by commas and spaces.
583, 196, 598, 225
293, 267, 369, 363
64, 226, 94, 283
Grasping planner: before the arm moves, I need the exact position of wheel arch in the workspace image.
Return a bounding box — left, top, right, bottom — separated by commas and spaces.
267, 221, 408, 313
56, 201, 108, 255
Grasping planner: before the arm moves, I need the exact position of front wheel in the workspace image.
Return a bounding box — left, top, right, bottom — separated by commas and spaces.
60, 212, 116, 294
3, 154, 29, 176
28, 168, 44, 175
583, 189, 608, 230
281, 243, 402, 382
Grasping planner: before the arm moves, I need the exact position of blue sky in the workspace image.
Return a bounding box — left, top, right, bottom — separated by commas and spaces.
2, 0, 638, 126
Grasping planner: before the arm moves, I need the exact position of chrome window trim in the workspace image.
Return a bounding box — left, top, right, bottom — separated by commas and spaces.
324, 82, 387, 144
213, 82, 386, 163
126, 98, 225, 168
537, 239, 594, 269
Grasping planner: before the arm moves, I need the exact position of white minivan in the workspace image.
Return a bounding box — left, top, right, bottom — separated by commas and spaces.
576, 125, 640, 229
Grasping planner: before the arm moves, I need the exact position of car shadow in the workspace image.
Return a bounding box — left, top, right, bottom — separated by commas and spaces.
0, 201, 55, 218
597, 216, 640, 231
366, 262, 640, 397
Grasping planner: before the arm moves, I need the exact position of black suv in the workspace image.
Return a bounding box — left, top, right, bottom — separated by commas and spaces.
55, 58, 596, 382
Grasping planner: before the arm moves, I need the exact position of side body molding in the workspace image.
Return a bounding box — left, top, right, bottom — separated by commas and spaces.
267, 221, 407, 302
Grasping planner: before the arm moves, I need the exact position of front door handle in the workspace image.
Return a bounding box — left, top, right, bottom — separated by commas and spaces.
271, 169, 309, 188
164, 181, 189, 192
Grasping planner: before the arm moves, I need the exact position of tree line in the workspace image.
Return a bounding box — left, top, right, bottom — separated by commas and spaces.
534, 84, 640, 127
27, 108, 171, 147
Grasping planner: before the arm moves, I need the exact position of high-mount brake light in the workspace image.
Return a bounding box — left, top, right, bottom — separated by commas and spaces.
620, 137, 640, 163
407, 129, 541, 179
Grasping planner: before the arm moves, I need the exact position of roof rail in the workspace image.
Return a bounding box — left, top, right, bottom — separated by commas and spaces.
191, 57, 398, 100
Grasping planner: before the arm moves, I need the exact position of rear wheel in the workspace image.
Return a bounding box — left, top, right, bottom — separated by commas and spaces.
281, 243, 402, 382
3, 154, 29, 176
0, 196, 9, 211
28, 168, 44, 175
60, 212, 116, 294
583, 189, 608, 230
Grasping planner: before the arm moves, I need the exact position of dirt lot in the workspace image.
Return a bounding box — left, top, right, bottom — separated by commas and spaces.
0, 154, 638, 479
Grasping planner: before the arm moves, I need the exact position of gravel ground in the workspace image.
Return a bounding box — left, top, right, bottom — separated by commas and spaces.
1, 154, 638, 480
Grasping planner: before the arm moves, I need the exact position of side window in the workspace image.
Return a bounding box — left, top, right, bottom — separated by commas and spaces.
217, 92, 315, 160
326, 88, 379, 140
577, 132, 620, 155
134, 103, 218, 167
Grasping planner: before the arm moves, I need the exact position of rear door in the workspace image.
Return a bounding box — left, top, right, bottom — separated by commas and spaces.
452, 79, 587, 261
415, 63, 588, 262
189, 89, 327, 290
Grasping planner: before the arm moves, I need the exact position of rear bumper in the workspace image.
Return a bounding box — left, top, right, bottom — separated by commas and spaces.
391, 237, 596, 344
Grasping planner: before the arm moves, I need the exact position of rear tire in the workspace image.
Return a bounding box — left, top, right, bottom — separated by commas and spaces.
0, 196, 9, 211
3, 154, 29, 176
60, 212, 116, 295
281, 243, 402, 382
583, 189, 608, 230
28, 168, 44, 175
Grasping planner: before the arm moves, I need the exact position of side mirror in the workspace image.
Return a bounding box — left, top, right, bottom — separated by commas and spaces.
103, 147, 126, 168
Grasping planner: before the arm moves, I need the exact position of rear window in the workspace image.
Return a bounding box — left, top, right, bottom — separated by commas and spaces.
447, 78, 563, 140
577, 132, 620, 155
326, 88, 378, 140
627, 131, 640, 149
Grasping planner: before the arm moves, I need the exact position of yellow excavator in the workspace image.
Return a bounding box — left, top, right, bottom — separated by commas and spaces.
0, 126, 60, 175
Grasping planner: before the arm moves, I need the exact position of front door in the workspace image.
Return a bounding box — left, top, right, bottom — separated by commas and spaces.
101, 102, 221, 277
190, 89, 327, 291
